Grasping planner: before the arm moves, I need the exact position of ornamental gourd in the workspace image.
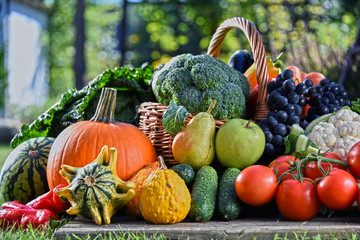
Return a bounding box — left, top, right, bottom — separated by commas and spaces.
0, 137, 54, 203
46, 87, 157, 189
139, 156, 191, 224
56, 145, 136, 225
124, 161, 159, 218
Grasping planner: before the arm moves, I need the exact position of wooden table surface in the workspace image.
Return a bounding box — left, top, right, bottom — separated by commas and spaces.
54, 211, 360, 240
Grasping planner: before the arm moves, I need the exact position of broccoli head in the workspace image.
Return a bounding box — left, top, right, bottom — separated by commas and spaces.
152, 54, 251, 120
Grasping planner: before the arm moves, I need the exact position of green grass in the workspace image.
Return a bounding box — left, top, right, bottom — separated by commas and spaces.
0, 227, 359, 240
0, 143, 12, 170
0, 226, 168, 240
0, 222, 170, 240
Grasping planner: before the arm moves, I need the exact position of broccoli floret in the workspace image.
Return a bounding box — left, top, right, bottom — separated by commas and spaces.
191, 63, 229, 90
172, 86, 203, 113
165, 68, 192, 93
232, 69, 251, 100
152, 54, 251, 119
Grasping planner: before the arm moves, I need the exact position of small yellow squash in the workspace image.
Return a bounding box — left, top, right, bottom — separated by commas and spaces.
139, 156, 191, 224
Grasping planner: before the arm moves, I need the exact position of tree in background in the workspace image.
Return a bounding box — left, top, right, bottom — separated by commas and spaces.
126, 0, 225, 67
45, 0, 360, 101
48, 0, 76, 99
0, 44, 7, 117
73, 0, 86, 90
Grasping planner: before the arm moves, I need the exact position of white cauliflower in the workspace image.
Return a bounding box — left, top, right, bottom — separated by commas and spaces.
333, 136, 360, 159
354, 115, 360, 122
308, 122, 339, 150
339, 121, 360, 138
307, 108, 360, 159
328, 109, 359, 128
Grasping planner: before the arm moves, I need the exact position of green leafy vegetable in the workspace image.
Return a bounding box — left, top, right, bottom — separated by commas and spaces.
284, 134, 299, 156
10, 63, 155, 148
162, 101, 189, 137
284, 124, 304, 155
351, 98, 360, 114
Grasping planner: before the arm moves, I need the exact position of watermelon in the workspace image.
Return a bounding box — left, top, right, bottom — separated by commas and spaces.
0, 137, 55, 203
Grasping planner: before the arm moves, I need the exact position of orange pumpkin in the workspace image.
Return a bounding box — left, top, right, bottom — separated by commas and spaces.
46, 88, 157, 189
124, 161, 159, 218
303, 72, 326, 86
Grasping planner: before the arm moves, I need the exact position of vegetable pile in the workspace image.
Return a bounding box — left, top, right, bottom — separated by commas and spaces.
2, 47, 360, 231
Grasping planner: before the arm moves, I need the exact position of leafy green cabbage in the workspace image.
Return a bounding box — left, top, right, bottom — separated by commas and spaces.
10, 63, 155, 148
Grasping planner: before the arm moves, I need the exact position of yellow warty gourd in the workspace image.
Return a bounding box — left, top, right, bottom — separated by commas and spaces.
139, 156, 191, 224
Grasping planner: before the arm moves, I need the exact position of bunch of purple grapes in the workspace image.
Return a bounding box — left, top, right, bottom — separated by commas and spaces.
258, 68, 351, 157
258, 69, 306, 156
300, 78, 351, 129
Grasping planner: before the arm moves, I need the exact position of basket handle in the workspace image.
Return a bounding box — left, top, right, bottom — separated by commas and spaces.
207, 17, 270, 121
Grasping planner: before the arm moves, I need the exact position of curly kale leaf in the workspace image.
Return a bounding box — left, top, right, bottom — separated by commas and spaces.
10, 63, 155, 148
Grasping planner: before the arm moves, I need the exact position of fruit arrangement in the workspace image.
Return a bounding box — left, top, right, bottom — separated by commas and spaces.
2, 17, 360, 231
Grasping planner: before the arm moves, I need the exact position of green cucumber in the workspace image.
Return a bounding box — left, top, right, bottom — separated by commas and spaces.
189, 166, 218, 222
171, 164, 195, 187
216, 168, 241, 220
295, 134, 321, 157
289, 124, 304, 136
295, 134, 312, 153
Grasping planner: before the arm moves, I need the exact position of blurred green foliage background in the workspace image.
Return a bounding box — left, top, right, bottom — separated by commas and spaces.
3, 0, 360, 123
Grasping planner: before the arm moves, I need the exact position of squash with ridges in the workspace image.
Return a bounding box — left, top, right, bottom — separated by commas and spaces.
124, 161, 159, 218
140, 156, 191, 224
0, 137, 54, 203
56, 145, 136, 225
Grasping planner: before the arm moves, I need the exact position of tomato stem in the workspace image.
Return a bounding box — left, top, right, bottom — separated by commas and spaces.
296, 153, 349, 181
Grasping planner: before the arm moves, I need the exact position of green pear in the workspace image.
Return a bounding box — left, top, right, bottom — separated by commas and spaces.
172, 99, 217, 170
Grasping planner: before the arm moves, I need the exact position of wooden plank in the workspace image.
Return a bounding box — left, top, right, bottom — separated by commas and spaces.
54, 215, 360, 240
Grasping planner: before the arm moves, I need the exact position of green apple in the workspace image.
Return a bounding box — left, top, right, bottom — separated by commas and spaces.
215, 118, 265, 169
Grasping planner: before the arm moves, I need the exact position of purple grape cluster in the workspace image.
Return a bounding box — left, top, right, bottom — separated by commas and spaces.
258, 68, 351, 157
258, 69, 304, 156
300, 78, 351, 129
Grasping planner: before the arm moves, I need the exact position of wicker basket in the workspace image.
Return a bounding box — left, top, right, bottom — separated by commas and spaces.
138, 17, 270, 166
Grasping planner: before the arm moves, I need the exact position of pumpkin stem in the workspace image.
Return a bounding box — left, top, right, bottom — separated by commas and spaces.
157, 156, 167, 170
90, 87, 117, 123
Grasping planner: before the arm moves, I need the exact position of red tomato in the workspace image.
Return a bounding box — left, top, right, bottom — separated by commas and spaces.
347, 141, 360, 179
235, 165, 278, 206
358, 188, 360, 212
304, 152, 347, 180
268, 155, 300, 182
276, 178, 321, 221
317, 169, 358, 211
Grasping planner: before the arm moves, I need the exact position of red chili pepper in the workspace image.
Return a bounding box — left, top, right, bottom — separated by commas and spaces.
1, 200, 31, 210
0, 208, 59, 230
26, 184, 71, 214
